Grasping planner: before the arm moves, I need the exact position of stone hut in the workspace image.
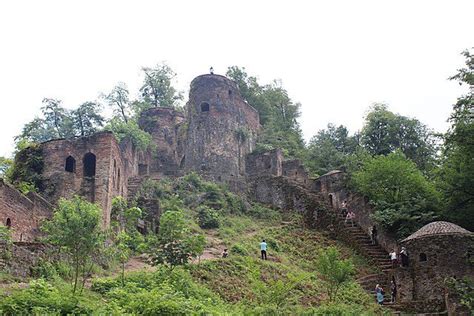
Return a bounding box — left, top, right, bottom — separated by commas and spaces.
396, 221, 474, 311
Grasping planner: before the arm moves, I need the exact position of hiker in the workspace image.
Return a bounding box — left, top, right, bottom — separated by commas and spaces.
389, 249, 398, 268
222, 248, 228, 258
400, 247, 409, 267
375, 284, 384, 305
390, 279, 397, 303
260, 239, 267, 260
371, 226, 378, 245
345, 210, 355, 227
341, 200, 348, 217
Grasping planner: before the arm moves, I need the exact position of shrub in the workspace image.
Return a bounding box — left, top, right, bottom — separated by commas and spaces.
197, 206, 220, 229
231, 243, 248, 256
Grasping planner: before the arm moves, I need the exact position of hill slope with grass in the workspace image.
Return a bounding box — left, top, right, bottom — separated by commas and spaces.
0, 174, 389, 315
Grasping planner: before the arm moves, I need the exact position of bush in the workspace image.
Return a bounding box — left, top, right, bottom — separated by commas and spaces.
197, 206, 220, 229
231, 243, 248, 256
248, 204, 282, 221
0, 279, 89, 314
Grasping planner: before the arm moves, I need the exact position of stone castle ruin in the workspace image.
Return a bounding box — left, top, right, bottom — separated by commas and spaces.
1, 73, 472, 313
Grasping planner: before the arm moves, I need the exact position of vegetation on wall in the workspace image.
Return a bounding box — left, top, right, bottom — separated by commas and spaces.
8, 143, 44, 193
226, 66, 307, 160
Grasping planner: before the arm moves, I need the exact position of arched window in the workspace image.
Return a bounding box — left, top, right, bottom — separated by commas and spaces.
83, 153, 96, 177
329, 194, 334, 207
200, 102, 210, 112
65, 156, 76, 173
6, 218, 11, 228
419, 253, 427, 262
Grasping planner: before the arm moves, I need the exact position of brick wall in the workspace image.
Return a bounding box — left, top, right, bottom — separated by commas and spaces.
0, 179, 52, 241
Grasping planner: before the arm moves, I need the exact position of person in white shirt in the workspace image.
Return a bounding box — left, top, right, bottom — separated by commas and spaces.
389, 250, 398, 268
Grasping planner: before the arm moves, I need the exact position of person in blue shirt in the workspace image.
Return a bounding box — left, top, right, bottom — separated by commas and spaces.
260, 239, 267, 260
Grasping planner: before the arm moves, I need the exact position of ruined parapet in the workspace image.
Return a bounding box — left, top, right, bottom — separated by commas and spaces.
138, 107, 185, 177
282, 159, 310, 187
396, 222, 474, 312
312, 170, 347, 208
245, 149, 283, 178
0, 179, 52, 242
183, 74, 260, 185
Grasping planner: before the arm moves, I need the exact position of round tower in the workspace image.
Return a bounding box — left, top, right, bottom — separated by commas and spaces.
183, 74, 260, 186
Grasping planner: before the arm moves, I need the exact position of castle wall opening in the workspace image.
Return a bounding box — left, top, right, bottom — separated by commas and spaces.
65, 156, 76, 173
6, 217, 11, 228
83, 153, 96, 177
200, 102, 210, 112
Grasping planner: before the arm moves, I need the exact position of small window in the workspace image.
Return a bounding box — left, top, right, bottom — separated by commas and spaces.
6, 218, 11, 228
329, 194, 334, 207
200, 102, 210, 112
117, 169, 120, 190
65, 156, 76, 173
228, 90, 232, 96
419, 253, 427, 262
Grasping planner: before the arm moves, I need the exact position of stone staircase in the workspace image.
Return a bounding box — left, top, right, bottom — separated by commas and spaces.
126, 175, 162, 200
127, 176, 145, 200
336, 213, 403, 312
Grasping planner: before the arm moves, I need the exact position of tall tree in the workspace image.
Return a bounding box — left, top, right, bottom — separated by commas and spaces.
353, 151, 441, 238
71, 102, 104, 136
307, 123, 359, 176
139, 63, 183, 109
361, 103, 437, 172
17, 98, 74, 142
103, 82, 130, 123
41, 98, 74, 138
42, 196, 103, 294
439, 49, 474, 230
226, 66, 306, 160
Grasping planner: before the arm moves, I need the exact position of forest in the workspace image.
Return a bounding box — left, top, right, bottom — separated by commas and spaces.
0, 49, 472, 314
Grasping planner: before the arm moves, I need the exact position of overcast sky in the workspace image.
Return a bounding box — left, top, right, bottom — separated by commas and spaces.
0, 0, 472, 157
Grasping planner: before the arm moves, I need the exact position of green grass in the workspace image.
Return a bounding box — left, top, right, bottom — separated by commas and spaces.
0, 174, 389, 314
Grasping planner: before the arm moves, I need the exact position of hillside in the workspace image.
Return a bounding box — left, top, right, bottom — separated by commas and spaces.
0, 174, 388, 315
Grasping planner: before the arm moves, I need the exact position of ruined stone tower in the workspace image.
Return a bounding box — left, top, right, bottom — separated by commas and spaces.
183, 74, 260, 188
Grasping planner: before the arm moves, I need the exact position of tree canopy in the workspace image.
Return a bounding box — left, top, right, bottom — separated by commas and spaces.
226, 66, 306, 160
438, 49, 474, 230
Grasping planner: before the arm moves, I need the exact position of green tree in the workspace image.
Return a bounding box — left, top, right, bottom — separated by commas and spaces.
438, 49, 474, 230
104, 117, 153, 151
42, 196, 103, 294
140, 63, 183, 109
111, 196, 144, 251
307, 124, 359, 176
17, 98, 75, 142
0, 156, 13, 177
226, 67, 306, 160
352, 151, 441, 237
148, 209, 204, 269
361, 103, 437, 172
71, 101, 104, 136
103, 82, 131, 123
116, 231, 131, 286
315, 247, 355, 302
